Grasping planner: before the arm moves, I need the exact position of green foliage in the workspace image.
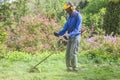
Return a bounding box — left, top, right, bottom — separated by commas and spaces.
0, 23, 7, 44
110, 0, 120, 3
0, 0, 67, 53
103, 0, 120, 35
58, 16, 66, 26
0, 0, 30, 24
6, 51, 32, 62
46, 0, 66, 22
82, 0, 109, 14
12, 0, 30, 22
0, 2, 12, 25
76, 0, 88, 12
0, 0, 120, 64
6, 14, 61, 53
0, 22, 7, 54
30, 0, 66, 22
81, 35, 120, 61
81, 0, 109, 36
82, 9, 106, 27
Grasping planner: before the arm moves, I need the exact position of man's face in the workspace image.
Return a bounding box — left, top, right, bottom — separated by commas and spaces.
65, 8, 72, 15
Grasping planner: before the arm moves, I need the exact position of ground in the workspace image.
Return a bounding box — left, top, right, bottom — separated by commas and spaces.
0, 52, 120, 80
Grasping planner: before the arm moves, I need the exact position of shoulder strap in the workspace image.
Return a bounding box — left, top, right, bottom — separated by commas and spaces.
76, 12, 78, 18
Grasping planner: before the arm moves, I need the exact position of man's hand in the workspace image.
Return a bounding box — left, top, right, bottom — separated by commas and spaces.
63, 35, 68, 40
54, 32, 59, 37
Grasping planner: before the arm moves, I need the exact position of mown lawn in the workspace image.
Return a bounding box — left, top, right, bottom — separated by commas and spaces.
0, 51, 120, 80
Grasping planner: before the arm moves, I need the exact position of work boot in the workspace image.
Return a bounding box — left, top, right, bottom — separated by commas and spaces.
73, 67, 78, 72
67, 67, 72, 71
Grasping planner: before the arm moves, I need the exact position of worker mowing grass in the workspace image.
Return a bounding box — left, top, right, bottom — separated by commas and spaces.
54, 2, 82, 72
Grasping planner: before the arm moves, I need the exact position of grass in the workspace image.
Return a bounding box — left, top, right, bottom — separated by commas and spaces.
0, 51, 120, 80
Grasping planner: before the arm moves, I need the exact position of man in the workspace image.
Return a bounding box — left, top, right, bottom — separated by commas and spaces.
54, 2, 82, 72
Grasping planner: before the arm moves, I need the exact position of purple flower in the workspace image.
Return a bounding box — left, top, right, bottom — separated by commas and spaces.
87, 37, 95, 43
110, 36, 117, 43
104, 35, 117, 43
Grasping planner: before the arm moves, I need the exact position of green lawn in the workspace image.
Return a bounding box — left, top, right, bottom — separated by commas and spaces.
0, 51, 120, 80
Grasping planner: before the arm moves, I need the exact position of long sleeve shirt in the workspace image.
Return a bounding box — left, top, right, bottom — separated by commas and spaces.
57, 10, 82, 38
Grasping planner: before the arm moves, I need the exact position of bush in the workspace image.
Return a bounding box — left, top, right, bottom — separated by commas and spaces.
82, 0, 108, 14
0, 22, 7, 57
0, 0, 66, 53
5, 51, 32, 62
103, 0, 120, 35
32, 0, 66, 22
82, 8, 106, 27
81, 34, 120, 61
6, 14, 61, 53
81, 0, 109, 36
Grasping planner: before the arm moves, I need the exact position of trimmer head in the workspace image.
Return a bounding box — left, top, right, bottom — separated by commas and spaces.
29, 67, 40, 73
28, 43, 62, 73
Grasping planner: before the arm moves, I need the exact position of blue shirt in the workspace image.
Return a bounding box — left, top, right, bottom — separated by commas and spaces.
57, 10, 82, 38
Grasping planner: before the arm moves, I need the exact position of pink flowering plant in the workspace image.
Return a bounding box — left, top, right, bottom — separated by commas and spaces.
6, 14, 61, 53
81, 34, 120, 61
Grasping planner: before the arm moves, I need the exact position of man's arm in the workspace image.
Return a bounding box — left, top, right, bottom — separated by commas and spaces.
57, 21, 69, 36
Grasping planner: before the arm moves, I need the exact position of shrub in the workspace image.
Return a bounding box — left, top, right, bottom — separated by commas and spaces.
6, 14, 61, 53
31, 0, 66, 22
0, 0, 66, 53
82, 0, 108, 14
81, 34, 120, 61
0, 22, 7, 57
81, 0, 109, 36
103, 0, 120, 35
6, 51, 32, 62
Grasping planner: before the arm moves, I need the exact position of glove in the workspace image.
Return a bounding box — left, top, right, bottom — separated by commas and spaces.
63, 35, 68, 40
54, 32, 59, 37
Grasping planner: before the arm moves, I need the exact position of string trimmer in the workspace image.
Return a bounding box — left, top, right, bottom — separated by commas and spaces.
29, 37, 67, 73
29, 52, 54, 73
